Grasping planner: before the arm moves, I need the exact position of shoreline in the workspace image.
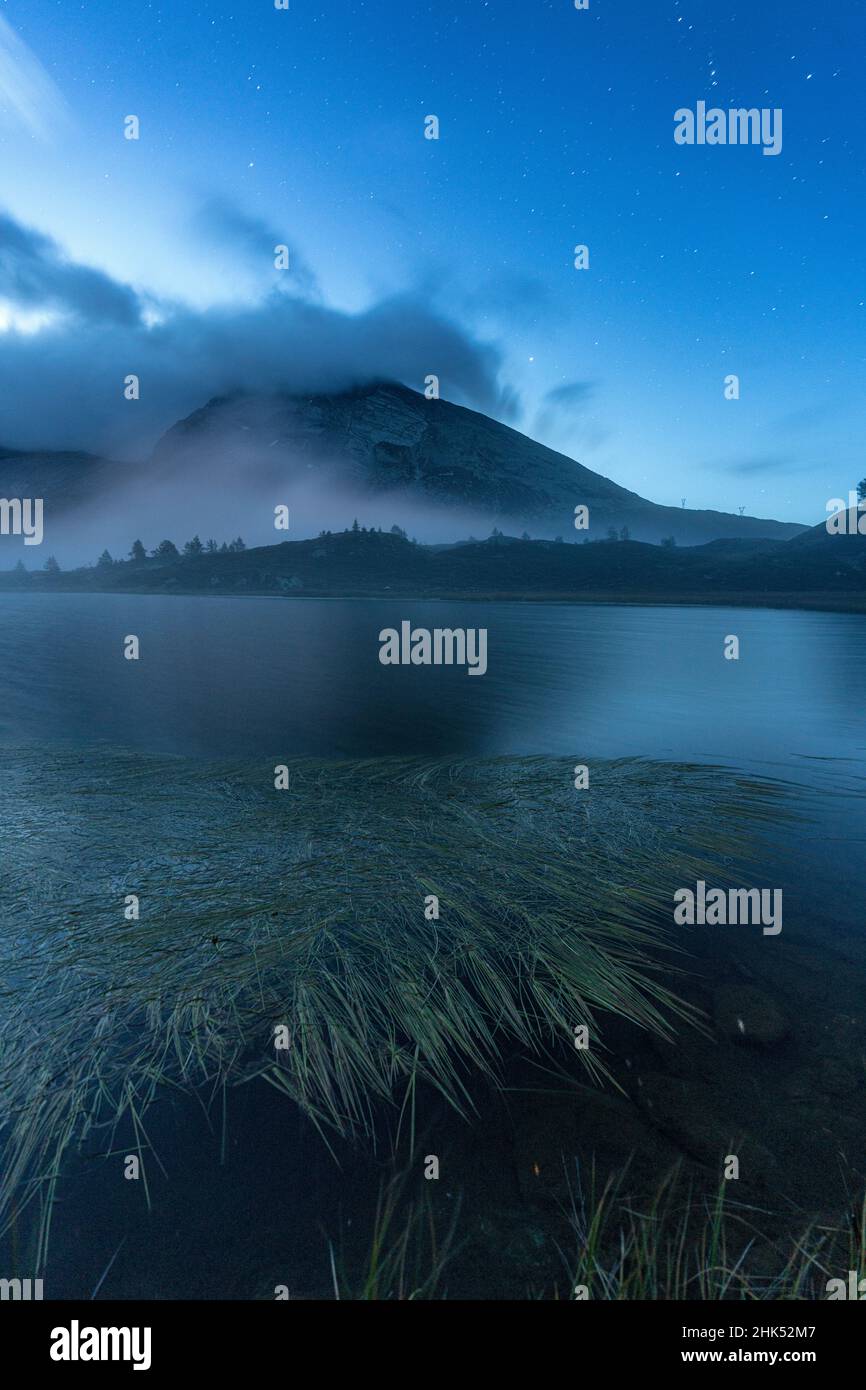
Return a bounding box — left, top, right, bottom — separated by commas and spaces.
2, 583, 866, 614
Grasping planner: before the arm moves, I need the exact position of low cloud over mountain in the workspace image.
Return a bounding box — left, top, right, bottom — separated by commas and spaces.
0, 206, 513, 455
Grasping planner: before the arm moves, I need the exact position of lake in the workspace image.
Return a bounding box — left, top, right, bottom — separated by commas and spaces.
1, 592, 865, 1298
1, 593, 864, 773
2, 592, 864, 914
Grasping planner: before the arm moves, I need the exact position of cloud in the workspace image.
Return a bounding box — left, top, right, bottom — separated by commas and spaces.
0, 212, 142, 324
533, 379, 599, 441
774, 403, 834, 435
0, 16, 69, 142
0, 206, 514, 454
459, 272, 559, 330
717, 453, 812, 477
191, 197, 320, 298
540, 381, 596, 412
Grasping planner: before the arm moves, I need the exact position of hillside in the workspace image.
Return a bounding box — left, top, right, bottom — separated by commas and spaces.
5, 526, 864, 611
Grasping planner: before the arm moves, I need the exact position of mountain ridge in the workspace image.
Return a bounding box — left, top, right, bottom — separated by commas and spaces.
1, 382, 807, 547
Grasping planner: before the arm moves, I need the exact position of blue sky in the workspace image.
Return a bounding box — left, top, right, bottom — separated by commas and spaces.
0, 0, 863, 524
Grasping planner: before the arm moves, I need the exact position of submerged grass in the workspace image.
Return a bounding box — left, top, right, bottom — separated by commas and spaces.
327, 1172, 461, 1300
556, 1163, 865, 1300
0, 749, 791, 1266
310, 1162, 859, 1301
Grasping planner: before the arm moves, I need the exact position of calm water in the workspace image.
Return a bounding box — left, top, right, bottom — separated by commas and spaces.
1, 593, 864, 778
2, 592, 863, 923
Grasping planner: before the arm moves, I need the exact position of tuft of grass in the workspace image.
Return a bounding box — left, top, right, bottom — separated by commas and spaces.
326, 1173, 460, 1300
558, 1162, 862, 1300
0, 750, 792, 1267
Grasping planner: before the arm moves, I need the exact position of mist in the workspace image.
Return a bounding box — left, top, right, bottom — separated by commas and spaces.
10, 436, 521, 571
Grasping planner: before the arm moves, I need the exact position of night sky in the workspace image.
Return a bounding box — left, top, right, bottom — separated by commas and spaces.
0, 0, 862, 523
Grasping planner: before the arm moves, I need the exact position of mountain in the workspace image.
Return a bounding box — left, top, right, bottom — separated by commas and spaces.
149, 382, 807, 545
0, 445, 124, 510
1, 382, 806, 547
